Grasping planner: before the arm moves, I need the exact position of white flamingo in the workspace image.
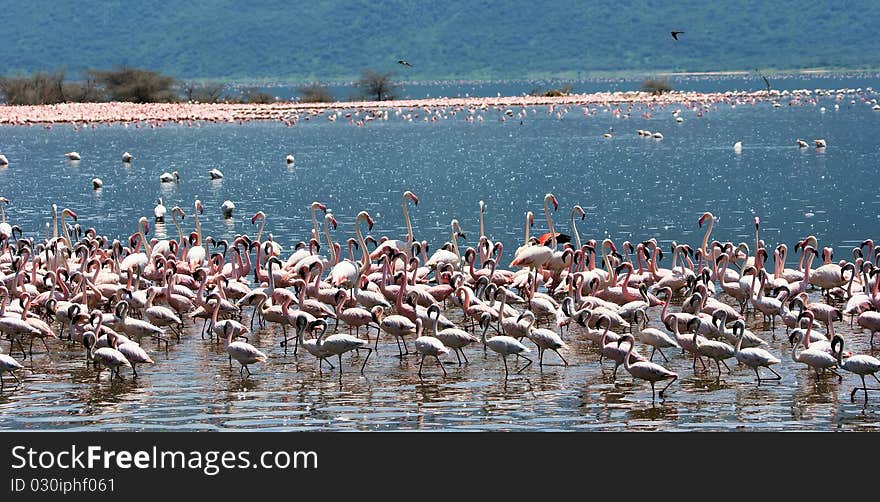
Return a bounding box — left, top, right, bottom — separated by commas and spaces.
479, 312, 531, 377
615, 333, 678, 402
730, 320, 781, 383
831, 335, 880, 401
414, 318, 449, 377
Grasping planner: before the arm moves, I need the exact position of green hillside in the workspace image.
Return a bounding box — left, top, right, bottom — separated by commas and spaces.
3, 0, 878, 81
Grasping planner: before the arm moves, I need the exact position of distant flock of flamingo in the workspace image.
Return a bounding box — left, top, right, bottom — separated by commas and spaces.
1, 187, 879, 404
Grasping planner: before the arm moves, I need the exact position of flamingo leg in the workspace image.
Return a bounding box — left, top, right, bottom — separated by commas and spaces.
553, 349, 568, 366
766, 367, 782, 380
436, 355, 447, 376
359, 348, 373, 373
502, 355, 509, 377
515, 353, 532, 373
659, 375, 677, 397
418, 356, 425, 378
337, 354, 344, 375
460, 348, 469, 364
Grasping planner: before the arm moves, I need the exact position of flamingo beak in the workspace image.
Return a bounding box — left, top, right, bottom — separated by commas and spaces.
251, 214, 260, 224
67, 210, 78, 221
367, 216, 375, 230
754, 217, 760, 228
551, 196, 558, 211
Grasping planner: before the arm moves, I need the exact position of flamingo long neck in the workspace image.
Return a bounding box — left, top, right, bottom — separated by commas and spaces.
544, 199, 557, 250
802, 252, 814, 287
570, 213, 581, 250
52, 205, 59, 239
701, 215, 714, 257
479, 204, 486, 240
193, 204, 202, 243
323, 218, 337, 265
402, 197, 414, 257
60, 212, 73, 248
497, 290, 507, 330
171, 212, 184, 246
138, 222, 153, 257
355, 219, 370, 277
622, 336, 635, 371
310, 208, 320, 243
451, 228, 461, 265
524, 213, 531, 243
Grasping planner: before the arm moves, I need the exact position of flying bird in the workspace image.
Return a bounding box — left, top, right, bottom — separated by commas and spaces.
671, 31, 684, 40
397, 60, 413, 67
756, 70, 771, 92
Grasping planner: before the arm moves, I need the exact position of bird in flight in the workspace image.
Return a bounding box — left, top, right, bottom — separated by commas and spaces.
671, 31, 684, 40
397, 60, 413, 67
756, 70, 771, 92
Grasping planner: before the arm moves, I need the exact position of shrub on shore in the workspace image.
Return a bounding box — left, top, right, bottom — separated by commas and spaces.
529, 84, 573, 97
85, 66, 178, 103
297, 83, 335, 103
642, 78, 673, 95
1, 67, 179, 104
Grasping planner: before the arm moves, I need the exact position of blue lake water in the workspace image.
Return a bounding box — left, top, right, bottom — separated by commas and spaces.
0, 78, 879, 430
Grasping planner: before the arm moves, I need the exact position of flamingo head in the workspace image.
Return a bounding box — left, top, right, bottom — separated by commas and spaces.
251, 211, 265, 225
404, 191, 419, 206
754, 216, 760, 229
195, 200, 204, 214
138, 217, 149, 234
545, 193, 558, 211
173, 206, 185, 219
698, 211, 713, 227
325, 213, 337, 230
357, 211, 374, 231
527, 211, 534, 227
311, 202, 327, 213
62, 208, 78, 221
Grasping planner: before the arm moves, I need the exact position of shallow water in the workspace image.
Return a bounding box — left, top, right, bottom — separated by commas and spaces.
1, 80, 880, 431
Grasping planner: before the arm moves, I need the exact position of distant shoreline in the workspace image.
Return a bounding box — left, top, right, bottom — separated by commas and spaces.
0, 87, 854, 126
229, 68, 880, 87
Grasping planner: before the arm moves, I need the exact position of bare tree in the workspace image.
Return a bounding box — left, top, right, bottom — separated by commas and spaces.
355, 69, 397, 101
181, 82, 228, 103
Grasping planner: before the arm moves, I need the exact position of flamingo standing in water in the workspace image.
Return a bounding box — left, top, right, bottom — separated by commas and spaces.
413, 318, 449, 377
0, 352, 23, 389
730, 320, 781, 383
479, 313, 531, 377
615, 334, 678, 402
222, 321, 265, 377
831, 335, 880, 401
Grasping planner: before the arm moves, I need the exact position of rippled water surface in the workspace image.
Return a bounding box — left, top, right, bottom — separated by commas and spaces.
1, 80, 879, 430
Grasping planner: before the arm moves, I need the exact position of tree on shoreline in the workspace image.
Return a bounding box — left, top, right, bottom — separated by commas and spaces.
355, 69, 397, 101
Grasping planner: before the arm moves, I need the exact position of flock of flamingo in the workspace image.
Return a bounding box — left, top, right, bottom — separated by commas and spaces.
1, 187, 879, 404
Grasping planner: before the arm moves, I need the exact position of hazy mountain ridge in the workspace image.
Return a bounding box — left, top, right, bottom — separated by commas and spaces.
3, 0, 877, 81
